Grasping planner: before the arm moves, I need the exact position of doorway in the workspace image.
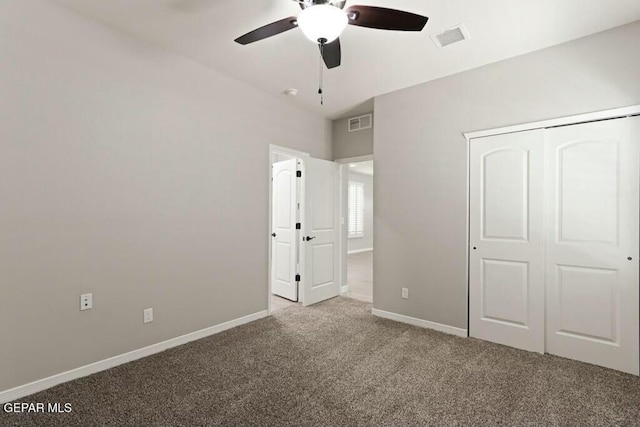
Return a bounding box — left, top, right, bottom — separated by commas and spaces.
336, 157, 374, 303
268, 145, 341, 313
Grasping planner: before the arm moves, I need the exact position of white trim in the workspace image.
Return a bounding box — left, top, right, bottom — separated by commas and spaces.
338, 164, 348, 289
0, 310, 268, 404
465, 137, 471, 333
334, 154, 374, 164
348, 247, 373, 254
340, 285, 349, 294
372, 308, 468, 338
463, 104, 640, 141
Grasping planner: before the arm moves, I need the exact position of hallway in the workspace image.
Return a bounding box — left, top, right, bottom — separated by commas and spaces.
344, 250, 373, 303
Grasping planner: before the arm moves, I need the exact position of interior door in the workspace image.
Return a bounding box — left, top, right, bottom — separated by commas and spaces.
469, 129, 545, 353
545, 117, 639, 375
301, 157, 339, 306
271, 159, 298, 301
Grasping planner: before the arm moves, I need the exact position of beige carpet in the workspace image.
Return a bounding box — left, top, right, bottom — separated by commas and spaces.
1, 297, 639, 426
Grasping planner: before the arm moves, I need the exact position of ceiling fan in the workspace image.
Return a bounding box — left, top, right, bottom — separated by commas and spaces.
234, 0, 429, 70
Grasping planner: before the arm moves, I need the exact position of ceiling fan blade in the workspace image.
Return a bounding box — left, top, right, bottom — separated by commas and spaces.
345, 6, 428, 31
320, 38, 341, 69
234, 17, 298, 45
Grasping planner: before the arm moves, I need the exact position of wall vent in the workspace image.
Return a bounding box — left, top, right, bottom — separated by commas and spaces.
348, 114, 373, 132
431, 23, 469, 48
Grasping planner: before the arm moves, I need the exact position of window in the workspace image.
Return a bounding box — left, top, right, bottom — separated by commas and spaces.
348, 181, 364, 238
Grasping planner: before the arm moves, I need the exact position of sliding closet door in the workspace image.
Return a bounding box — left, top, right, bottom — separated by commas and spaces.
545, 117, 639, 375
469, 130, 545, 353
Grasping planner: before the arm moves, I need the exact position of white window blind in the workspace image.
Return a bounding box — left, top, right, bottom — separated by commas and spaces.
348, 181, 364, 238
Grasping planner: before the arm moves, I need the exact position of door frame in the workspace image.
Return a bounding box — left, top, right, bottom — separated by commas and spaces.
268, 145, 310, 315
334, 155, 375, 296
463, 104, 640, 339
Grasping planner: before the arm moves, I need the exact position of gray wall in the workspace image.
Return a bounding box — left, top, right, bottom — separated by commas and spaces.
347, 172, 373, 253
332, 115, 374, 159
374, 21, 640, 330
0, 0, 331, 392
272, 153, 296, 164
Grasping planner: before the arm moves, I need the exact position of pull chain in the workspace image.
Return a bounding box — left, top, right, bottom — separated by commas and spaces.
318, 40, 324, 105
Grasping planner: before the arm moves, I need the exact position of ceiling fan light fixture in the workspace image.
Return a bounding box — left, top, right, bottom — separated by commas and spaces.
297, 4, 348, 44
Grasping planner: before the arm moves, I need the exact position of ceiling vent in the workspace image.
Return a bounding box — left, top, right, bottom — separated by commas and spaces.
348, 114, 373, 132
431, 23, 469, 48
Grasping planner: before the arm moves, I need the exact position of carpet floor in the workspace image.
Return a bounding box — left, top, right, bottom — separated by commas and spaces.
1, 297, 639, 426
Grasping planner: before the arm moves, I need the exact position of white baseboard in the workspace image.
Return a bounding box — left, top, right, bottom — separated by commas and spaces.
0, 310, 268, 404
371, 308, 467, 338
340, 285, 349, 293
348, 247, 373, 254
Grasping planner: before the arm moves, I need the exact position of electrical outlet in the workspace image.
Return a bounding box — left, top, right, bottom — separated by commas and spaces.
401, 288, 409, 299
143, 308, 153, 324
80, 293, 93, 311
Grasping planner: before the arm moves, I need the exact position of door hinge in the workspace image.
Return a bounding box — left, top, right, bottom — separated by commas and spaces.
296, 223, 301, 230
296, 171, 302, 178
295, 274, 301, 282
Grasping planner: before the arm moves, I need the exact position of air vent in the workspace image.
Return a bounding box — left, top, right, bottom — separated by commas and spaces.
348, 114, 373, 132
431, 24, 469, 48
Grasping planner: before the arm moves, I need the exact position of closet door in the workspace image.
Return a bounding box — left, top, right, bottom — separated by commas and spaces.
545, 117, 640, 375
469, 130, 545, 353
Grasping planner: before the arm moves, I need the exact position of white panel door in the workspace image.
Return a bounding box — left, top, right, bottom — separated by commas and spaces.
271, 159, 298, 301
301, 157, 339, 306
469, 130, 545, 353
545, 117, 639, 375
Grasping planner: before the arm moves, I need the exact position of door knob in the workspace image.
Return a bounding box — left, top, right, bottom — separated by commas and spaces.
271, 233, 276, 237
305, 236, 316, 241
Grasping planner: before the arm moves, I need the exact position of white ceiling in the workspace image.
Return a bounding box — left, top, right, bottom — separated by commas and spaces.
54, 0, 640, 119
349, 160, 373, 176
